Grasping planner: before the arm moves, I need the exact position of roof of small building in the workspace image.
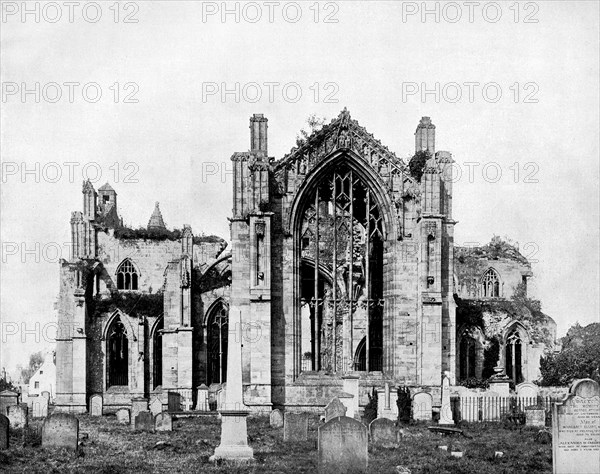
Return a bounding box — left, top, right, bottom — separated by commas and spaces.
98, 182, 116, 192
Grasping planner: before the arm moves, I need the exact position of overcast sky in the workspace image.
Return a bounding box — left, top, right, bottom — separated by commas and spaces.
1, 1, 598, 375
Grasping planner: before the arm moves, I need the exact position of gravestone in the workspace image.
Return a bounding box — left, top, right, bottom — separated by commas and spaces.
270, 409, 284, 428
0, 414, 8, 449
115, 408, 130, 424
134, 411, 154, 432
369, 418, 397, 445
439, 372, 454, 425
525, 406, 546, 427
7, 404, 27, 429
283, 412, 308, 442
196, 384, 209, 411
319, 416, 368, 473
516, 382, 539, 400
324, 397, 347, 422
90, 394, 103, 416
155, 412, 173, 432
0, 390, 19, 416
552, 378, 600, 474
150, 397, 163, 416
41, 413, 79, 451
167, 392, 181, 412
412, 392, 433, 421
131, 398, 149, 426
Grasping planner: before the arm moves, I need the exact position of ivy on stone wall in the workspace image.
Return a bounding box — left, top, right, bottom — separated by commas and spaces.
92, 291, 164, 318
113, 225, 224, 246
456, 283, 554, 348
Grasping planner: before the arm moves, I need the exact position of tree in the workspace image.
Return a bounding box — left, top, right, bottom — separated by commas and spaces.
296, 114, 327, 146
539, 323, 600, 386
20, 351, 44, 384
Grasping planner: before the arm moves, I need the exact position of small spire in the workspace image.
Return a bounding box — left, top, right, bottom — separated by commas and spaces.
147, 202, 166, 230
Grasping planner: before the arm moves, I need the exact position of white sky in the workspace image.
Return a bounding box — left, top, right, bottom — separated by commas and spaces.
1, 1, 598, 375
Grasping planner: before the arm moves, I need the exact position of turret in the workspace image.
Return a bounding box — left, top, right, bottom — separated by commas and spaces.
250, 113, 268, 154
415, 116, 436, 155
147, 202, 166, 230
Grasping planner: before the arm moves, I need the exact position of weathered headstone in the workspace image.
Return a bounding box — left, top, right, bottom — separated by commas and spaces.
0, 390, 19, 417
134, 411, 154, 432
439, 372, 454, 425
552, 379, 600, 474
516, 382, 539, 400
369, 418, 397, 445
150, 397, 163, 416
525, 406, 546, 427
7, 404, 27, 429
319, 416, 368, 473
270, 409, 284, 428
412, 392, 433, 421
115, 408, 130, 424
196, 384, 209, 411
324, 397, 347, 422
130, 398, 149, 426
155, 412, 173, 432
283, 412, 308, 442
0, 414, 9, 449
90, 394, 103, 416
167, 392, 181, 412
41, 413, 79, 451
397, 387, 411, 424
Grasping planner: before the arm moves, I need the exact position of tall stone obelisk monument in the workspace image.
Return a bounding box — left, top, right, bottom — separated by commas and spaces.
210, 311, 254, 462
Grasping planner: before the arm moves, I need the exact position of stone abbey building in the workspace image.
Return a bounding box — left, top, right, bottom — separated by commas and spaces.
55, 111, 556, 413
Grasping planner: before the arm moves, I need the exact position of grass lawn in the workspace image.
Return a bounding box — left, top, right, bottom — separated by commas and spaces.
0, 414, 552, 473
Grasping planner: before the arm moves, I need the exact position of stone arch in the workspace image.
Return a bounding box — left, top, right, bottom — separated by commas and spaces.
503, 321, 530, 385
289, 148, 398, 241
480, 267, 502, 298
290, 149, 394, 375
205, 298, 229, 385
150, 315, 164, 389
115, 258, 140, 291
102, 309, 137, 342
456, 325, 485, 381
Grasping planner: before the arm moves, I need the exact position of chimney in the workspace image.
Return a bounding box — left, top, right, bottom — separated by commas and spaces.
250, 114, 268, 154
415, 116, 435, 154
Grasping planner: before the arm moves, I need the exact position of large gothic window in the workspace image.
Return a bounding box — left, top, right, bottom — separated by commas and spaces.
116, 259, 139, 290
152, 318, 163, 389
207, 301, 228, 385
481, 268, 500, 297
505, 329, 524, 385
107, 317, 128, 387
298, 164, 384, 373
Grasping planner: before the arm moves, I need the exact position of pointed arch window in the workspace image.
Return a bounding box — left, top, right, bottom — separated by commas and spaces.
505, 328, 524, 385
107, 317, 128, 387
481, 268, 500, 297
298, 164, 385, 373
207, 301, 228, 385
116, 259, 139, 290
152, 318, 163, 389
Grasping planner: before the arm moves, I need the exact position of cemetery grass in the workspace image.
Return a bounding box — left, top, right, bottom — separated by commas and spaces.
0, 415, 552, 474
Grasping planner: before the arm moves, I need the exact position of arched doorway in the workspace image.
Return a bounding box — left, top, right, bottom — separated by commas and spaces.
107, 317, 128, 387
207, 301, 228, 385
297, 163, 385, 373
